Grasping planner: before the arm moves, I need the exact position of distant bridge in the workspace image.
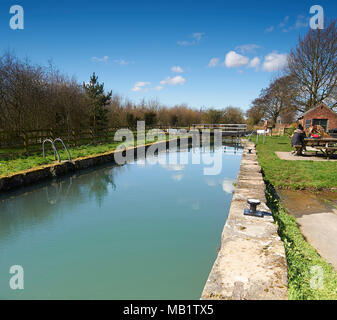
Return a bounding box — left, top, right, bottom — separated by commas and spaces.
191, 124, 248, 136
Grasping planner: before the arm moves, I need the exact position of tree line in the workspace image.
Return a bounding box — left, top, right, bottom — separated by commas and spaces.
0, 52, 245, 133
1, 21, 336, 133
246, 20, 337, 127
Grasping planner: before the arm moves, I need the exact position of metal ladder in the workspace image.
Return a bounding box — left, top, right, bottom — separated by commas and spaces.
42, 138, 71, 162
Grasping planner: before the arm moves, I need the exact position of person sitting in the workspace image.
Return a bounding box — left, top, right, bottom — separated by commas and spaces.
291, 124, 307, 155
308, 125, 321, 138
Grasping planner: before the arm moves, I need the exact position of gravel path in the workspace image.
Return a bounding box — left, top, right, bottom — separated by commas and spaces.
276, 151, 337, 161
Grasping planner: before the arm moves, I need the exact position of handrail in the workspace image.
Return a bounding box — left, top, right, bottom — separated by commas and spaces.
191, 124, 247, 132
42, 138, 71, 162
54, 138, 72, 161
42, 139, 61, 162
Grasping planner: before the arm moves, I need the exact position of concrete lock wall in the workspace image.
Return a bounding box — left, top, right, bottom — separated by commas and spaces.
201, 140, 288, 300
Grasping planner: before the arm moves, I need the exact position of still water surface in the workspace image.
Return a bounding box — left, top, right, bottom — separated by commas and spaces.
0, 144, 242, 299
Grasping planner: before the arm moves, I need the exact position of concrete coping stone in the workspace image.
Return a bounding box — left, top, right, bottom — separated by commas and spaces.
201, 139, 288, 300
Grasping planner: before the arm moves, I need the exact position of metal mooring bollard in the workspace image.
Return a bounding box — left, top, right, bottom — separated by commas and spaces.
248, 148, 252, 154
244, 199, 264, 217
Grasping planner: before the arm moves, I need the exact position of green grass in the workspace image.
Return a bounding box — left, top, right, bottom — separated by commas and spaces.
252, 135, 337, 299
266, 184, 337, 300
252, 135, 337, 190
0, 136, 167, 177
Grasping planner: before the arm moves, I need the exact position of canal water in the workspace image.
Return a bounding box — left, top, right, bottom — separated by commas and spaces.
0, 143, 242, 299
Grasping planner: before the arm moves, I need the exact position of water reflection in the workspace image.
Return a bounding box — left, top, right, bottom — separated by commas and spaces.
221, 178, 236, 194
0, 141, 242, 299
0, 142, 242, 243
88, 169, 117, 207
46, 178, 73, 205
0, 165, 125, 241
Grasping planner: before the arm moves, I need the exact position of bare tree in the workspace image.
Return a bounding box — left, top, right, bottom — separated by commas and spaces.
246, 98, 267, 126
248, 76, 296, 126
222, 106, 245, 124
264, 76, 297, 125
0, 52, 91, 132
287, 20, 337, 112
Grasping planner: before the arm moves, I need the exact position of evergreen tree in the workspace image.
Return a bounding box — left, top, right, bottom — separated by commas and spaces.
84, 73, 112, 129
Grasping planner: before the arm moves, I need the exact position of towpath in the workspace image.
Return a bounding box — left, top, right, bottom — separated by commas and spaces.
278, 190, 337, 270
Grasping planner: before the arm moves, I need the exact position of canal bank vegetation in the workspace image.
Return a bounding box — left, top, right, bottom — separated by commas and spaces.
251, 135, 337, 299
253, 135, 337, 190
266, 184, 337, 300
0, 135, 171, 177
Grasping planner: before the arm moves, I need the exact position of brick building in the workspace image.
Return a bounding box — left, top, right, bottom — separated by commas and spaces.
298, 103, 337, 132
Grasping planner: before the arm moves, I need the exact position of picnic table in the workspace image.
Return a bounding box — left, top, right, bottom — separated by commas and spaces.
304, 138, 337, 159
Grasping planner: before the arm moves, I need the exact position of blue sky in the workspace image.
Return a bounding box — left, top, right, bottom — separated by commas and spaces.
0, 0, 336, 111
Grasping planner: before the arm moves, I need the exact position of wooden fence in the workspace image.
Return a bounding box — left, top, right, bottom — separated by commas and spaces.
191, 123, 247, 133
0, 124, 248, 156
0, 127, 133, 154
0, 126, 183, 154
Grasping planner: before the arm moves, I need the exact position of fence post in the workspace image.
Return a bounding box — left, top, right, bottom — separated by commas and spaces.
23, 131, 28, 153
90, 128, 95, 144
72, 129, 77, 147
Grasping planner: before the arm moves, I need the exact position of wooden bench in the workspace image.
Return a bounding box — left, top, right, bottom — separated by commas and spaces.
293, 145, 304, 156
315, 147, 337, 159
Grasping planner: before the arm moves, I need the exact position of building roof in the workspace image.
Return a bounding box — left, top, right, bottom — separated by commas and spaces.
298, 103, 336, 119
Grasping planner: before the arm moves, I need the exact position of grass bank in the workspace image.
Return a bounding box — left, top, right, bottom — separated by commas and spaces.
266, 184, 337, 300
0, 136, 167, 177
252, 135, 337, 190
251, 135, 337, 299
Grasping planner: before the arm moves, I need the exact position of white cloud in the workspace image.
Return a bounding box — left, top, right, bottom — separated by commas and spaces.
208, 57, 220, 68
282, 15, 309, 32
262, 53, 288, 72
248, 57, 261, 69
224, 51, 249, 68
114, 59, 133, 65
294, 15, 309, 28
161, 163, 185, 171
192, 32, 205, 41
160, 75, 186, 86
236, 44, 261, 54
91, 56, 109, 63
172, 173, 183, 182
154, 85, 163, 91
131, 81, 151, 92
177, 32, 205, 46
267, 15, 309, 33
222, 179, 235, 194
265, 16, 289, 33
177, 40, 191, 46
278, 16, 290, 28
171, 66, 184, 73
